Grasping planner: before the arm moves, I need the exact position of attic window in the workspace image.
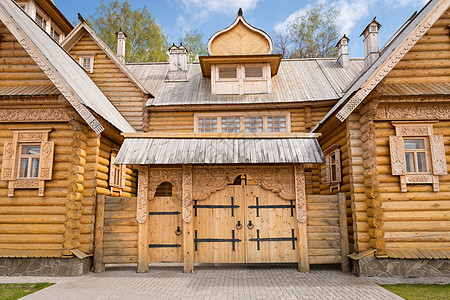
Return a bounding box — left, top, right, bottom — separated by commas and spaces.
50, 27, 60, 43
78, 54, 96, 73
35, 12, 46, 29
219, 67, 237, 79
245, 66, 263, 78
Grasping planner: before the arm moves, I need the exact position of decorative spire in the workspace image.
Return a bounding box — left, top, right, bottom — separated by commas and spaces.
238, 8, 243, 16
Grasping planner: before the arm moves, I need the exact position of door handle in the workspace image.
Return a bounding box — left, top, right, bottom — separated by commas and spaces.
247, 220, 254, 229
175, 226, 182, 236
236, 221, 242, 230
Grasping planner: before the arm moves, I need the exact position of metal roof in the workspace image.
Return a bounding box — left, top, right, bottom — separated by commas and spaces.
127, 58, 363, 107
114, 138, 325, 165
0, 0, 135, 133
0, 86, 59, 96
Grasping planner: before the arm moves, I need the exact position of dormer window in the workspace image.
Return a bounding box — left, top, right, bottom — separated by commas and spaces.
212, 63, 271, 95
78, 54, 96, 73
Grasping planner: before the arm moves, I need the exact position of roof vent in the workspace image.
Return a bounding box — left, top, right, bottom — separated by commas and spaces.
167, 43, 188, 81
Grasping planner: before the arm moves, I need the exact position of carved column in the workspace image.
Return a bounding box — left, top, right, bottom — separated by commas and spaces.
64, 120, 86, 256
359, 99, 386, 255
137, 165, 149, 272
294, 164, 309, 272
182, 165, 194, 273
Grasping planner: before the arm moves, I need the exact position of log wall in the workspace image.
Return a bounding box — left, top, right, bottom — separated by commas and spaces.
375, 119, 450, 250
69, 33, 147, 131
0, 22, 53, 87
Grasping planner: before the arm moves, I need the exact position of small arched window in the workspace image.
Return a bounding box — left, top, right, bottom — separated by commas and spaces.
154, 181, 173, 197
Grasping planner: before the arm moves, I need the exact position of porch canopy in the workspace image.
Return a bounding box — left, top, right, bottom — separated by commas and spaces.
114, 133, 324, 165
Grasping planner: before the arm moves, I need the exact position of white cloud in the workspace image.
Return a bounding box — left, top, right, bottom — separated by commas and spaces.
274, 4, 312, 33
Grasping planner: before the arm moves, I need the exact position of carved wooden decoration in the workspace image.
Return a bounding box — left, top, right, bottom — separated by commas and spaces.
376, 103, 450, 120
294, 165, 307, 223
335, 0, 448, 122
148, 168, 182, 200
136, 166, 149, 224
182, 165, 193, 223
389, 136, 406, 176
429, 135, 447, 176
0, 108, 70, 123
192, 166, 295, 201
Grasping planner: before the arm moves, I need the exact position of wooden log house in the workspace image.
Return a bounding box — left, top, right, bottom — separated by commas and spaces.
0, 0, 448, 277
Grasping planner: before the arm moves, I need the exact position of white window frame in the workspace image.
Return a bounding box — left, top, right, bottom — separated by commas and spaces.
194, 111, 291, 133
77, 54, 96, 73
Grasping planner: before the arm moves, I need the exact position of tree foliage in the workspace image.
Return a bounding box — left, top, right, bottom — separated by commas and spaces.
179, 29, 207, 62
274, 3, 340, 59
86, 0, 169, 63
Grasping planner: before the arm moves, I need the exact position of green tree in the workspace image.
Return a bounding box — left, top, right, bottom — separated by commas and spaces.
86, 0, 169, 63
275, 3, 339, 59
179, 29, 207, 62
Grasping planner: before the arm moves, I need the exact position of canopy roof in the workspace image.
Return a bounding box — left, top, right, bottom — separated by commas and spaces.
115, 136, 324, 165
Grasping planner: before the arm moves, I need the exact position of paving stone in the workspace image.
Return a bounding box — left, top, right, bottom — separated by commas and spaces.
1, 263, 444, 299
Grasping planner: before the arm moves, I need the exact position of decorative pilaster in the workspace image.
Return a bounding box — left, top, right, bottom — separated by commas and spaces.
182, 165, 194, 273
294, 164, 309, 272
359, 99, 385, 255
137, 165, 149, 272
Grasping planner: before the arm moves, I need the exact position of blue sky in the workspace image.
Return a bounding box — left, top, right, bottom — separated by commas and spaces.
57, 0, 429, 58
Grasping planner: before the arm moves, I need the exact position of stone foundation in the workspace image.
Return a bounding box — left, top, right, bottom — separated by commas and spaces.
0, 257, 92, 276
353, 256, 450, 277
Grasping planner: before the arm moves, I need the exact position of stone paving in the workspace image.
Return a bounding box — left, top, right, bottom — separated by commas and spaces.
0, 264, 448, 299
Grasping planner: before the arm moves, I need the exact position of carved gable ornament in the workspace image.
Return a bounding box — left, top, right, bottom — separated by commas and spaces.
207, 9, 273, 56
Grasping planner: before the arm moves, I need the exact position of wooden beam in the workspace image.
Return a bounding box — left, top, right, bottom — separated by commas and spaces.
93, 194, 106, 273
294, 165, 309, 272
182, 165, 194, 273
137, 166, 149, 273
123, 132, 322, 139
337, 192, 351, 273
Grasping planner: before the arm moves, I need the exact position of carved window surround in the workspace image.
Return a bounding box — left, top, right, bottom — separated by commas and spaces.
1, 128, 55, 196
389, 122, 447, 192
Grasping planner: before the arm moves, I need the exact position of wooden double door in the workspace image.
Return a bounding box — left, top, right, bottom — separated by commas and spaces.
194, 184, 298, 263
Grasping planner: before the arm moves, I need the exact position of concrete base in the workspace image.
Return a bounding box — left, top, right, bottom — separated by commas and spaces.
0, 257, 92, 276
353, 256, 450, 277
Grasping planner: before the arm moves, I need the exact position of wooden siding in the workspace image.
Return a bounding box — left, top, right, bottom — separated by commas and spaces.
383, 8, 450, 85
0, 22, 53, 87
102, 196, 138, 264
69, 33, 147, 131
375, 120, 450, 250
317, 121, 356, 251
147, 105, 333, 134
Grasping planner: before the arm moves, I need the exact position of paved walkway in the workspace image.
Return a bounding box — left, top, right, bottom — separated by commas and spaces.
1, 264, 448, 299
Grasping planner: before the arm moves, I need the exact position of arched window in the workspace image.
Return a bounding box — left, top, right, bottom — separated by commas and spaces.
154, 181, 173, 197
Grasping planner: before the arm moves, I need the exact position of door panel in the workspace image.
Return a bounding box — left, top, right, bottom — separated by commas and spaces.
194, 185, 245, 263
246, 185, 297, 263
148, 196, 183, 263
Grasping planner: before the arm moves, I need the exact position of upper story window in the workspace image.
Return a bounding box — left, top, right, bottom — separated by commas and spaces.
196, 112, 290, 133
50, 27, 61, 43
78, 54, 96, 73
35, 12, 46, 29
212, 63, 271, 95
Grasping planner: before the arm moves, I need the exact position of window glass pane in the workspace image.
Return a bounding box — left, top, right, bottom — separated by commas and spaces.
218, 67, 237, 79
331, 165, 337, 181
31, 158, 39, 178
82, 58, 91, 69
19, 158, 29, 177
198, 117, 217, 133
417, 152, 427, 173
267, 116, 286, 133
22, 145, 41, 155
405, 152, 415, 173
244, 117, 263, 133
221, 117, 240, 133
404, 139, 425, 150
245, 66, 263, 78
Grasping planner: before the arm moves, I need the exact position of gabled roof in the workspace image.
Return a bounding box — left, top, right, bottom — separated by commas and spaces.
62, 21, 152, 98
312, 0, 450, 132
0, 0, 134, 133
127, 58, 364, 107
